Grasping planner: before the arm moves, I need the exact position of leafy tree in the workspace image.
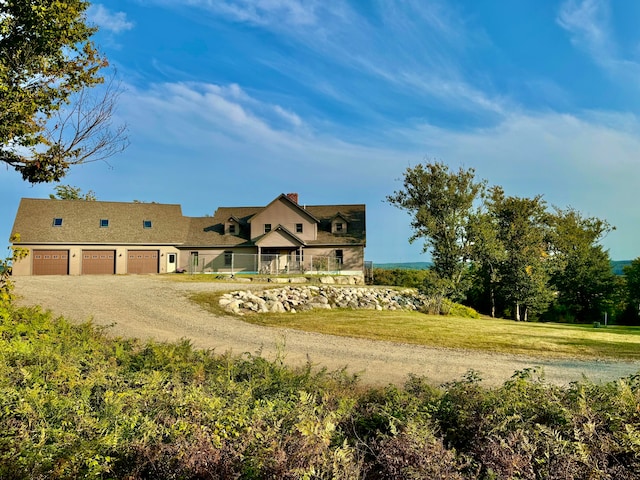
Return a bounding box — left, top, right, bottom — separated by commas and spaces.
49, 184, 96, 201
547, 208, 616, 323
467, 210, 507, 317
488, 187, 553, 321
387, 162, 485, 299
620, 259, 640, 325
1, 0, 128, 183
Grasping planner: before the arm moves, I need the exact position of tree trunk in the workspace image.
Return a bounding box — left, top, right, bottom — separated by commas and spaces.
490, 287, 496, 318
515, 302, 521, 321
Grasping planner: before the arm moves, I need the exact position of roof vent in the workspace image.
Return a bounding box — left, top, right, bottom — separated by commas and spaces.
286, 193, 299, 204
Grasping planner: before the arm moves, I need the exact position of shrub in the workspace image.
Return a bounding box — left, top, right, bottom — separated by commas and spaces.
441, 299, 481, 318
2, 302, 640, 478
371, 268, 435, 288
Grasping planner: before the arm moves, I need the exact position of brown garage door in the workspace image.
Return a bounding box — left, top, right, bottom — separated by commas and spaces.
82, 250, 116, 275
33, 250, 69, 275
127, 250, 159, 274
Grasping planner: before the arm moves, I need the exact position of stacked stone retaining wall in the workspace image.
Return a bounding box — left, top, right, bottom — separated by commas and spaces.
219, 286, 430, 315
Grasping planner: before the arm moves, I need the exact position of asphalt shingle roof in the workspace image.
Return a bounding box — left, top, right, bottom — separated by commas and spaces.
12, 199, 189, 244
12, 198, 366, 247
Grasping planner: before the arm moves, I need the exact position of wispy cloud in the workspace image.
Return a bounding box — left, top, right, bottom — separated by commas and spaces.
162, 0, 321, 27
88, 4, 134, 34
120, 82, 310, 152
557, 0, 612, 60
557, 0, 640, 81
120, 79, 640, 191
148, 0, 507, 123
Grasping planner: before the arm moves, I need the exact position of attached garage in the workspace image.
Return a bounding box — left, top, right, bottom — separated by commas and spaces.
127, 250, 159, 274
33, 249, 69, 275
82, 250, 116, 275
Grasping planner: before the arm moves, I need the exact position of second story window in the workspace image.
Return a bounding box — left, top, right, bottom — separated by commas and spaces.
264, 223, 271, 233
296, 223, 303, 233
100, 219, 109, 228
143, 220, 152, 229
53, 218, 63, 227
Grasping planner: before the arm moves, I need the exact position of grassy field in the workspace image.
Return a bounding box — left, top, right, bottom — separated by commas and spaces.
191, 290, 640, 360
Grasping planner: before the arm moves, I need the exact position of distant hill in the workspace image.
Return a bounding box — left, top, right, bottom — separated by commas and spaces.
375, 260, 633, 275
373, 262, 432, 270
611, 260, 632, 275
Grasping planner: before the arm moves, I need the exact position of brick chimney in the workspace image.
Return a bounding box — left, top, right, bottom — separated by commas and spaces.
286, 192, 299, 204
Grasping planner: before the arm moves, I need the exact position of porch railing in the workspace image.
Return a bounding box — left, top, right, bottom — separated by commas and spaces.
187, 253, 345, 275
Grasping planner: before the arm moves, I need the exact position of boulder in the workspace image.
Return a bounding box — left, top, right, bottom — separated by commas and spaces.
218, 285, 433, 315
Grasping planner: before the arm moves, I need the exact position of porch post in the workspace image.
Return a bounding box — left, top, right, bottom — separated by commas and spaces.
257, 246, 261, 273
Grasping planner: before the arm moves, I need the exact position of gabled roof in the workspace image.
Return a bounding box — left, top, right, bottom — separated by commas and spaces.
248, 193, 320, 224
254, 224, 306, 247
178, 201, 366, 247
11, 198, 188, 244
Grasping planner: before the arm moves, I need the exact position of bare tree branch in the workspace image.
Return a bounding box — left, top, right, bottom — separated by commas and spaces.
1, 72, 129, 182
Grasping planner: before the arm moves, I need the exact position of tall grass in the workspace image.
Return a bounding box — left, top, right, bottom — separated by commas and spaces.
1, 304, 640, 478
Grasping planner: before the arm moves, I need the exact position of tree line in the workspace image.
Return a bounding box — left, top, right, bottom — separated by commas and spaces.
387, 162, 640, 324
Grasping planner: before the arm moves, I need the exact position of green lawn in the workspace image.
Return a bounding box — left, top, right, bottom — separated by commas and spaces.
191, 291, 640, 360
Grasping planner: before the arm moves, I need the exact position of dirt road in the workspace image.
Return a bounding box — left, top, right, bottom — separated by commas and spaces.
13, 275, 640, 387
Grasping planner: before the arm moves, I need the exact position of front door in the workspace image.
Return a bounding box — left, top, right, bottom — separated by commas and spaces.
167, 253, 177, 273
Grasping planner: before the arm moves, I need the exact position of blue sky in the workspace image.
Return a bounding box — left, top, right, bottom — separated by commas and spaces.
3, 0, 640, 262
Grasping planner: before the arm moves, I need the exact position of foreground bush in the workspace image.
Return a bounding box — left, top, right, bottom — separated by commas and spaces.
1, 305, 639, 478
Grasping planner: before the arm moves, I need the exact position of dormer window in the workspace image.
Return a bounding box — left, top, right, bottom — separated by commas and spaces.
143, 220, 152, 229
100, 219, 109, 228
229, 224, 236, 234
53, 218, 63, 227
332, 218, 347, 234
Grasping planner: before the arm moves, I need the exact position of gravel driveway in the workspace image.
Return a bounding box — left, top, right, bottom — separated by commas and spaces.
13, 275, 640, 388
